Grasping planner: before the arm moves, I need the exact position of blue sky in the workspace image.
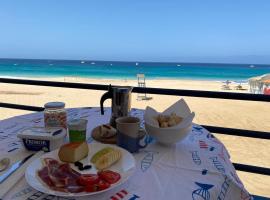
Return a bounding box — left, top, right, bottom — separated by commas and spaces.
1, 1, 270, 63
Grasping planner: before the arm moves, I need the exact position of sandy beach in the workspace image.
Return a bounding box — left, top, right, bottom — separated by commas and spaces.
0, 77, 269, 197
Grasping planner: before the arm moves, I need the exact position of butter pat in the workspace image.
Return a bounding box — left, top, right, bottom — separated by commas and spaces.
58, 142, 89, 163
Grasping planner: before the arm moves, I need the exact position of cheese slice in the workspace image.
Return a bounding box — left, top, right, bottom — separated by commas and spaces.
58, 142, 89, 163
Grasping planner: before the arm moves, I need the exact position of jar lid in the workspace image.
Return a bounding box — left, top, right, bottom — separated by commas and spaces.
44, 102, 65, 109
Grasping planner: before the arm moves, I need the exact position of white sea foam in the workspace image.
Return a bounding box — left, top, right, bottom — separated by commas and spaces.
0, 75, 28, 79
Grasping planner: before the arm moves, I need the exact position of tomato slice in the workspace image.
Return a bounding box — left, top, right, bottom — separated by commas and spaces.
98, 170, 121, 184
85, 184, 98, 192
96, 179, 110, 191
78, 174, 100, 186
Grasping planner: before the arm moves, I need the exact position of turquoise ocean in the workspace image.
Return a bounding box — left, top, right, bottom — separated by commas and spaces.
0, 59, 269, 81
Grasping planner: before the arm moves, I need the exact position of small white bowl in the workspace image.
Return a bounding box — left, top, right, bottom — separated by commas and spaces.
144, 99, 194, 145
145, 122, 192, 145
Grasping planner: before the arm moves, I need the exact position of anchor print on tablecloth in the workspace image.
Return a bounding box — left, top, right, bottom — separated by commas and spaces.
209, 146, 215, 151
192, 182, 214, 200
206, 133, 215, 139
202, 169, 208, 175
189, 126, 204, 142
192, 126, 204, 135
190, 151, 201, 165
217, 176, 231, 200
128, 194, 140, 200
209, 157, 225, 173
140, 150, 159, 172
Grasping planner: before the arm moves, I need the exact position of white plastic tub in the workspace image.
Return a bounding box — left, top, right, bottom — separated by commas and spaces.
17, 127, 66, 152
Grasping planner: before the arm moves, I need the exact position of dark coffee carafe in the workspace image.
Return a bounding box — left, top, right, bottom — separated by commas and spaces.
100, 85, 133, 127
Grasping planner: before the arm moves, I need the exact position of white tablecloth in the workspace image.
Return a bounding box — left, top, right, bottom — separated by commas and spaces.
0, 108, 252, 200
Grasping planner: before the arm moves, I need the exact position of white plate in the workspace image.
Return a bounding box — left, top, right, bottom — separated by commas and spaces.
25, 143, 136, 197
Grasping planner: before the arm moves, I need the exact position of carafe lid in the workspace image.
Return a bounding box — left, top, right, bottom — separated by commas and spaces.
113, 86, 133, 92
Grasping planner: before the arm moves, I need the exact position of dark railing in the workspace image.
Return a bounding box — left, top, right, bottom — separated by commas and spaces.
1, 77, 270, 101
0, 78, 269, 198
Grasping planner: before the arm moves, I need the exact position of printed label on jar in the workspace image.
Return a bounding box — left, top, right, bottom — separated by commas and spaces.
45, 117, 61, 127
44, 113, 67, 128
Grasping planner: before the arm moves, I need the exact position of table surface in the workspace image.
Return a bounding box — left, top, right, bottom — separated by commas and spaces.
0, 107, 252, 200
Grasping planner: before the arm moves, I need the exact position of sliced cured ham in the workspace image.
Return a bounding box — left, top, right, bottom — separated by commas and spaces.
37, 158, 121, 193
37, 158, 84, 193
37, 166, 54, 187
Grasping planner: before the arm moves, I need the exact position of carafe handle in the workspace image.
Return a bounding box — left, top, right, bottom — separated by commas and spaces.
100, 85, 113, 115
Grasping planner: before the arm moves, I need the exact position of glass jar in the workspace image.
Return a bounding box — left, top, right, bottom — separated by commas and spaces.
44, 102, 67, 129
68, 119, 88, 142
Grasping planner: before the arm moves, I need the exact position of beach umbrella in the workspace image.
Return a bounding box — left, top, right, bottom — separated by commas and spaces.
262, 80, 270, 85
248, 74, 270, 94
259, 74, 270, 81
248, 73, 270, 82
222, 80, 231, 85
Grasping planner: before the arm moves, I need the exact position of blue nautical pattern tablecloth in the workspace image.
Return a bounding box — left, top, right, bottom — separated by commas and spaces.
0, 108, 252, 200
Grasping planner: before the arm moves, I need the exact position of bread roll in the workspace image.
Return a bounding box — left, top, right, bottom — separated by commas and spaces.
155, 112, 183, 128
99, 125, 117, 138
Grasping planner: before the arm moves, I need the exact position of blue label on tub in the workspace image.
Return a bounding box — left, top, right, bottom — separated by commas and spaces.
22, 138, 50, 152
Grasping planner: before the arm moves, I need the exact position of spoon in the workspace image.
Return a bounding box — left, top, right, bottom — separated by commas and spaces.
0, 158, 10, 172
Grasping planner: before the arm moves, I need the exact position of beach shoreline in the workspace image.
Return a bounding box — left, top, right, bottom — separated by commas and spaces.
0, 75, 251, 82
0, 76, 249, 92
